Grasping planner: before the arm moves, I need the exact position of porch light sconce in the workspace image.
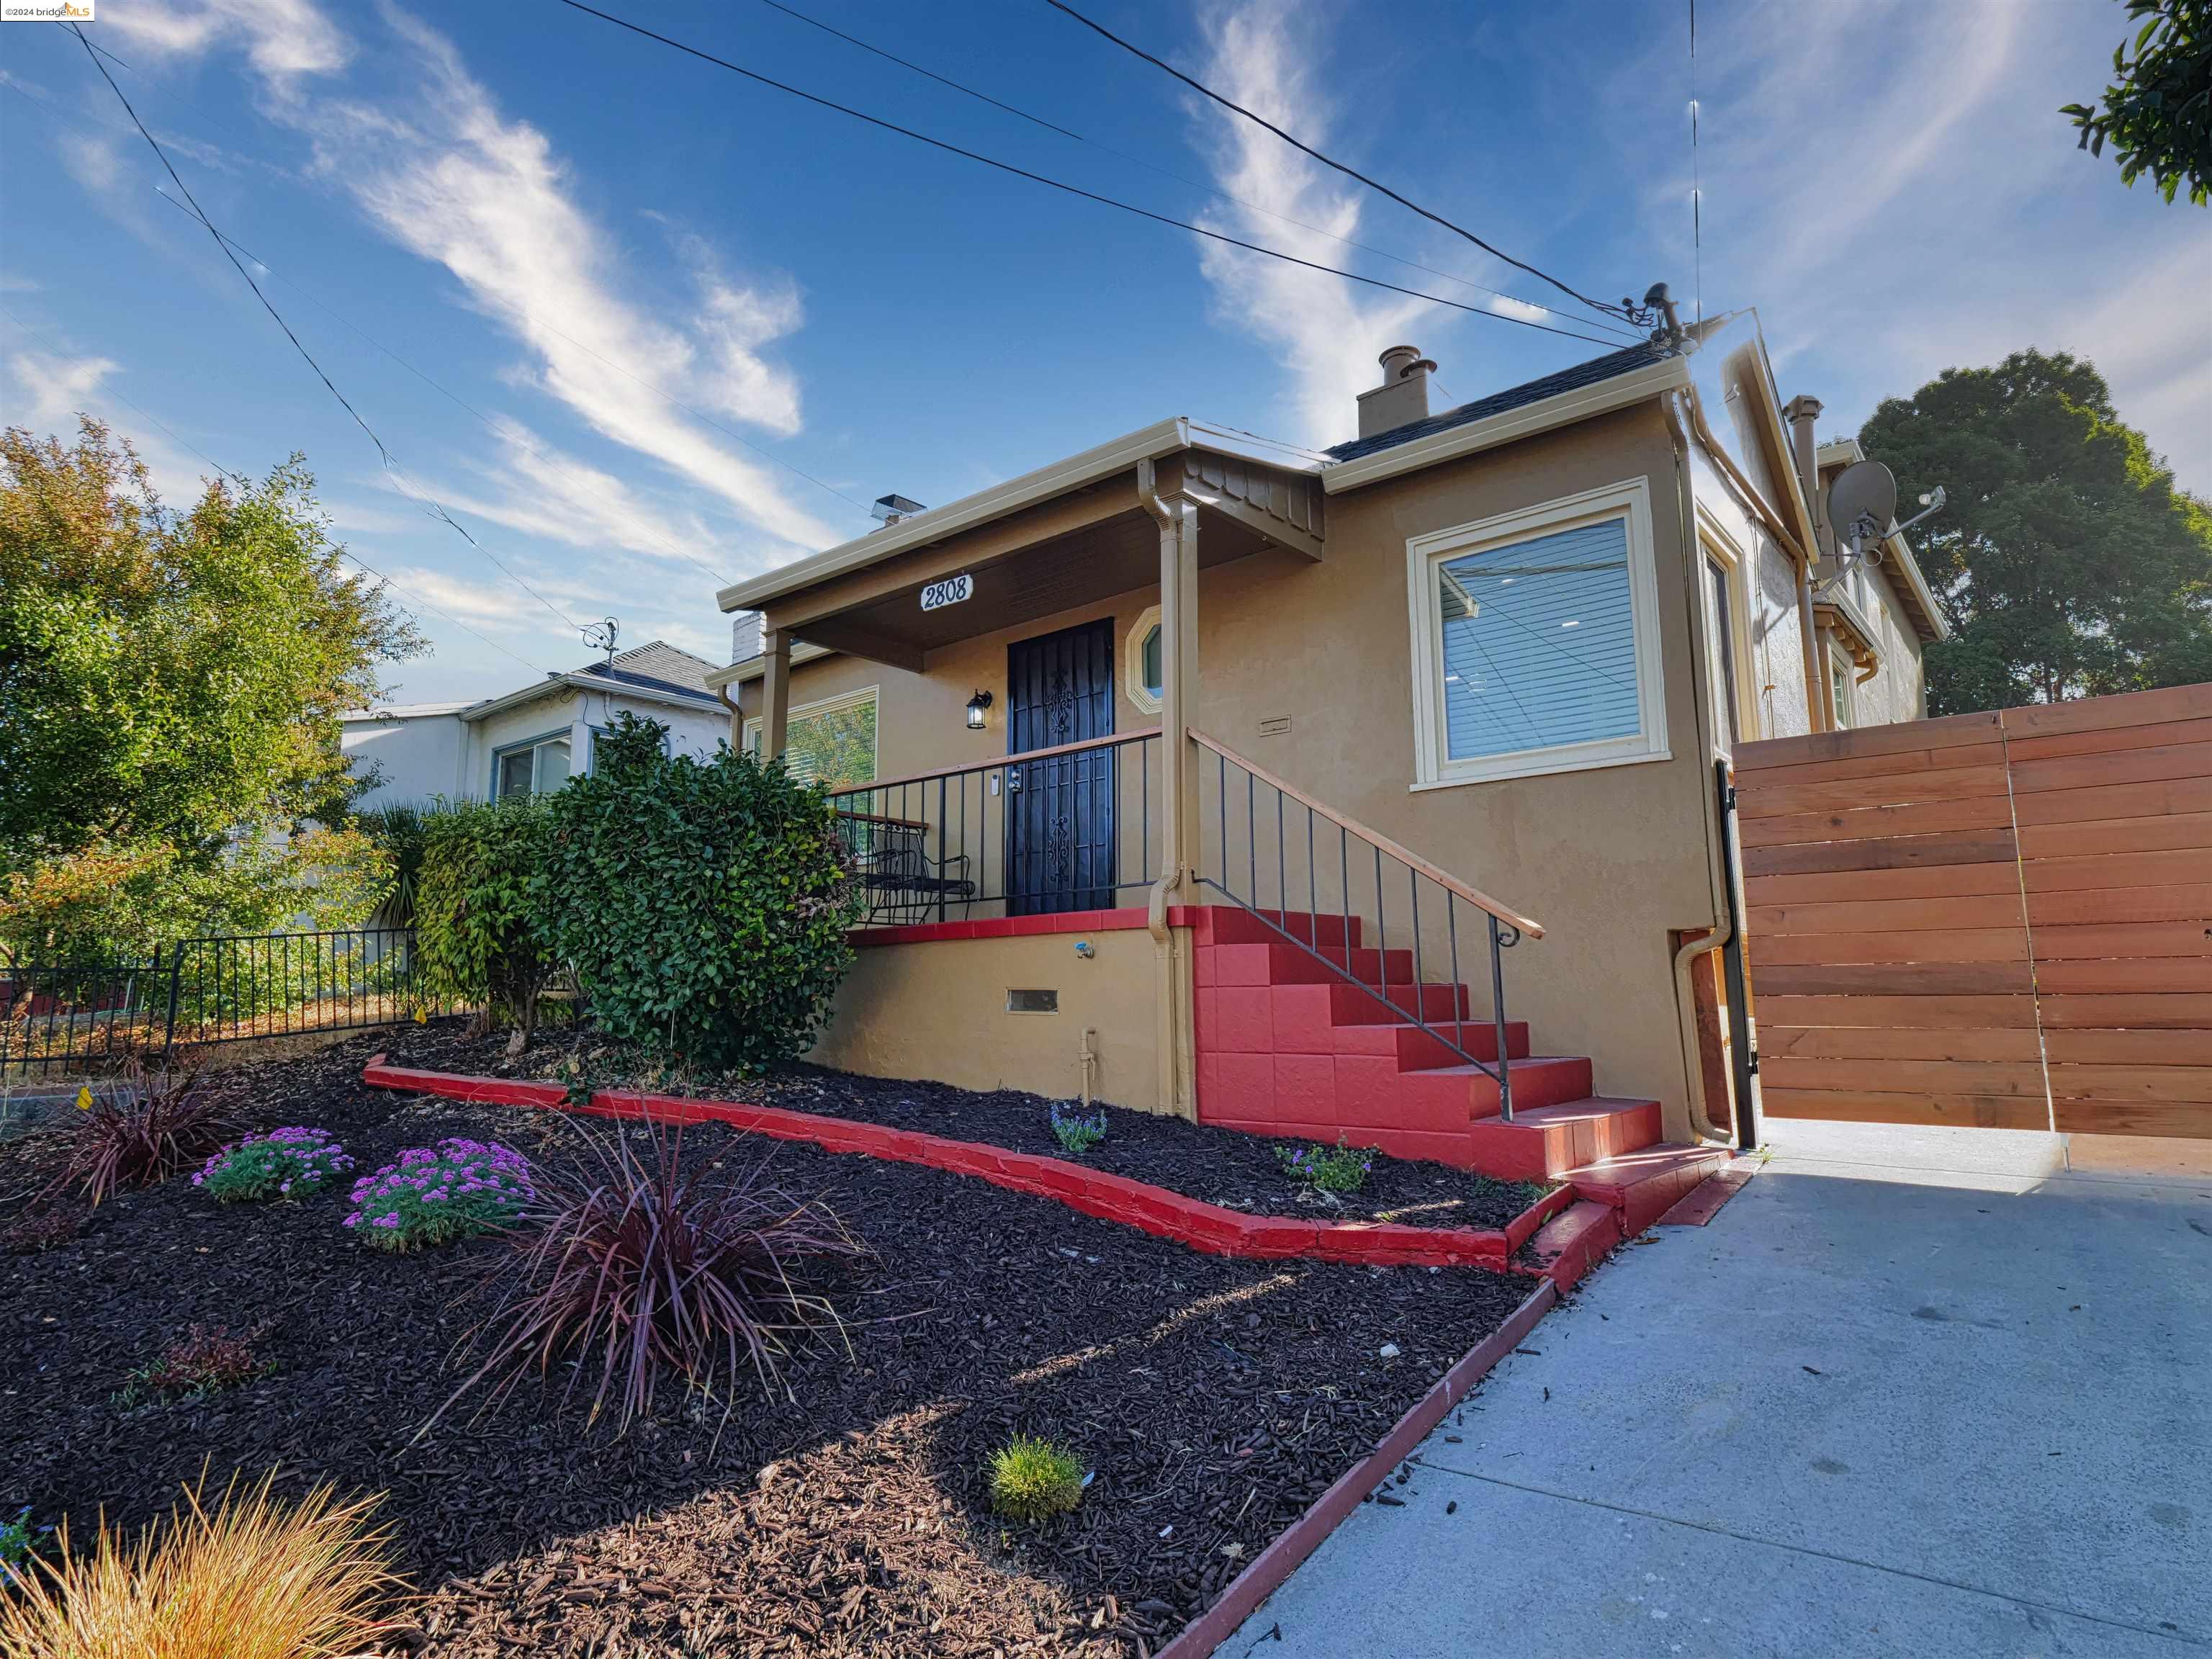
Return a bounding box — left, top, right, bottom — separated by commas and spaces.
965, 690, 994, 730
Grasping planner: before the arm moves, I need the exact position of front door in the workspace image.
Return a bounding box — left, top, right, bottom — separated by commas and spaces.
1006, 619, 1117, 915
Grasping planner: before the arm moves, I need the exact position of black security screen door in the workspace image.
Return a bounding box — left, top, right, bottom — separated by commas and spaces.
1006, 619, 1117, 915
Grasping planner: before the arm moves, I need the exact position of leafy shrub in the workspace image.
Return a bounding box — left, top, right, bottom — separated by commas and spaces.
54, 1064, 234, 1207
0, 1507, 45, 1591
344, 1139, 534, 1251
449, 1125, 862, 1432
1275, 1137, 1376, 1194
415, 796, 556, 1042
988, 1435, 1084, 1524
194, 1127, 354, 1203
115, 1325, 274, 1408
536, 714, 862, 1073
0, 1202, 83, 1255
1048, 1102, 1107, 1156
0, 1468, 403, 1658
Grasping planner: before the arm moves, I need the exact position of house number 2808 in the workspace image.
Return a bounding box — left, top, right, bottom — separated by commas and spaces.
920, 573, 974, 611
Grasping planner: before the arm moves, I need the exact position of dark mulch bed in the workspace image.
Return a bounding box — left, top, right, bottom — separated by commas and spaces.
3, 1023, 1531, 1657
494, 1032, 1551, 1231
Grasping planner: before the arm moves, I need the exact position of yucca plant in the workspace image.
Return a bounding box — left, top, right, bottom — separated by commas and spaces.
55, 1063, 234, 1208
446, 1124, 865, 1434
0, 1469, 405, 1659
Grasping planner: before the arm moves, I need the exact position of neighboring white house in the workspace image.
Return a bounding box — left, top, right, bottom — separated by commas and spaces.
343, 642, 731, 810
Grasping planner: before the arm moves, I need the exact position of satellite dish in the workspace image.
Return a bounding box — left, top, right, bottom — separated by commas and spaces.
1827, 461, 1898, 544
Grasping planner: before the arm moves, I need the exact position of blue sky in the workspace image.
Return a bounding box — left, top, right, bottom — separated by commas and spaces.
5, 0, 2207, 704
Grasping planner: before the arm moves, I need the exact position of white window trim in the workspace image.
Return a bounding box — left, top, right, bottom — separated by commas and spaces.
1404, 476, 1669, 791
1694, 505, 1759, 750
490, 727, 572, 799
743, 684, 881, 783
1125, 604, 1164, 716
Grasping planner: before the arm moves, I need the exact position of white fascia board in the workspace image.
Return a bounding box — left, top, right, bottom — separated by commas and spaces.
716, 418, 1194, 614
1320, 356, 1692, 494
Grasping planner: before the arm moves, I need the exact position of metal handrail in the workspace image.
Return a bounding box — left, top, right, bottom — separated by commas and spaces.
1187, 729, 1536, 1119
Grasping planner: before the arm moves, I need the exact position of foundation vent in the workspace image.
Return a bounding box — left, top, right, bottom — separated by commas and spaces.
1007, 988, 1059, 1014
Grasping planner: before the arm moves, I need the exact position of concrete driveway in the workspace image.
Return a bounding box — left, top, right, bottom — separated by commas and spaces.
1226, 1122, 2211, 1658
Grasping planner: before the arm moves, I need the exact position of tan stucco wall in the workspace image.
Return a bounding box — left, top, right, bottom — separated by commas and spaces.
809, 927, 1176, 1111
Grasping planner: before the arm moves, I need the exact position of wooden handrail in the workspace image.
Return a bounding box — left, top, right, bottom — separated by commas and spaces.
1187, 727, 1545, 939
828, 725, 1161, 799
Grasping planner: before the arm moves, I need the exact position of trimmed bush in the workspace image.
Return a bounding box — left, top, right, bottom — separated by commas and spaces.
536, 714, 862, 1072
194, 1127, 354, 1202
344, 1139, 534, 1251
988, 1435, 1084, 1524
415, 795, 555, 1041
0, 1470, 403, 1659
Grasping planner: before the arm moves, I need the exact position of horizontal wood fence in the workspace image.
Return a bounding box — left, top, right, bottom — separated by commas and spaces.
1734, 682, 2212, 1140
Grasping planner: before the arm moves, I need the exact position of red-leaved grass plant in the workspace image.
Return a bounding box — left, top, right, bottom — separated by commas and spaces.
441, 1123, 865, 1436
55, 1062, 235, 1207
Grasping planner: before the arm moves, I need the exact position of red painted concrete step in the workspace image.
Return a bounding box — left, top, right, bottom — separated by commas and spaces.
1524, 1199, 1621, 1290
1567, 1143, 1732, 1237
1466, 1096, 1665, 1180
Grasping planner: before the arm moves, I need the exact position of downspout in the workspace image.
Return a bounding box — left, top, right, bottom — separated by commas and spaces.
1140, 463, 1195, 1119
1663, 391, 1735, 1147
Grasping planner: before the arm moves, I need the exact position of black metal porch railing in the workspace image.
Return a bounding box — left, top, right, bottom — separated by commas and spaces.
825, 729, 1162, 925
0, 927, 457, 1079
1188, 729, 1545, 1120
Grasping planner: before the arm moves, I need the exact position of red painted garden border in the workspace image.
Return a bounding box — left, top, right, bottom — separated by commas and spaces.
1154, 1277, 1559, 1658
362, 1058, 1557, 1273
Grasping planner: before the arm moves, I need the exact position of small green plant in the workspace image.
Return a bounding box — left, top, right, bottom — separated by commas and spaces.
1275, 1137, 1376, 1193
1048, 1101, 1106, 1156
987, 1434, 1084, 1525
1, 1506, 47, 1590
114, 1325, 274, 1408
194, 1127, 355, 1203
344, 1138, 534, 1250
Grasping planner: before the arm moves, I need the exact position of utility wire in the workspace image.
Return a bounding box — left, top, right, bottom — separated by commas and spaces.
745, 0, 1633, 339
549, 0, 1624, 349
1038, 0, 1644, 329
0, 302, 554, 678
1689, 0, 1703, 328
68, 23, 590, 639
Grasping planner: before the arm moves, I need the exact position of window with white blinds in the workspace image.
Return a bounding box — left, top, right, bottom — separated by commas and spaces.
1406, 479, 1668, 788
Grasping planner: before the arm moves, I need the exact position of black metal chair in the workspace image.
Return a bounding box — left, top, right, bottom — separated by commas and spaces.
850, 819, 975, 925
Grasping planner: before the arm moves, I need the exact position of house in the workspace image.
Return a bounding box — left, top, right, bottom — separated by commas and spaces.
702, 307, 1942, 1187
342, 641, 731, 809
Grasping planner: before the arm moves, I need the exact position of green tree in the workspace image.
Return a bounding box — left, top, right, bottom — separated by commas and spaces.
1859, 351, 2212, 714
2063, 0, 2212, 206
0, 420, 421, 956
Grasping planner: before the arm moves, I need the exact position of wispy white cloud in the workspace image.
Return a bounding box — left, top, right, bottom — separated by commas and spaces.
1487, 295, 1550, 325
1189, 0, 1439, 446
101, 0, 352, 92
4, 349, 217, 501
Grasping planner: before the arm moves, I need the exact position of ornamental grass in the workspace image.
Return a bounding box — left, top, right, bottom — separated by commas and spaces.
0, 1469, 405, 1659
55, 1064, 234, 1208
444, 1123, 863, 1434
988, 1435, 1086, 1525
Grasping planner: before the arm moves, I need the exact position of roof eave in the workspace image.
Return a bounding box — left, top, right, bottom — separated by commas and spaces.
1318, 355, 1693, 493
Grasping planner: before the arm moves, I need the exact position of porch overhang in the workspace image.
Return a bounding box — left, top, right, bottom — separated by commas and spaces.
716, 421, 1324, 666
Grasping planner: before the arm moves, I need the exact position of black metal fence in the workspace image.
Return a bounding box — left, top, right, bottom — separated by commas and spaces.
0, 927, 457, 1079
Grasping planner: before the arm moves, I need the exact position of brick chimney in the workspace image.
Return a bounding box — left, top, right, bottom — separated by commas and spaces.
1357, 344, 1438, 439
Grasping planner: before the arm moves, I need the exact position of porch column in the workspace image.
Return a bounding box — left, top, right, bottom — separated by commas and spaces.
1151, 486, 1202, 887
759, 624, 793, 760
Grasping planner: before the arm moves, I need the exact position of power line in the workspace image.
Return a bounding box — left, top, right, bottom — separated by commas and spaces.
549, 0, 1625, 349
0, 302, 554, 678
1689, 0, 1703, 328
1038, 0, 1647, 330
745, 0, 1634, 340
67, 22, 589, 639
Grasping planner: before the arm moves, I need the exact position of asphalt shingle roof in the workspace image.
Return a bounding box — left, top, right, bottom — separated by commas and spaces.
1323, 338, 1677, 464
576, 662, 723, 704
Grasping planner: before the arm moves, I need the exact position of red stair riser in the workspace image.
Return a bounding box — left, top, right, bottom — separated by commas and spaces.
1467, 1056, 1593, 1116
1331, 1057, 1480, 1133
1203, 909, 1362, 948
1326, 981, 1467, 1025
1262, 944, 1415, 986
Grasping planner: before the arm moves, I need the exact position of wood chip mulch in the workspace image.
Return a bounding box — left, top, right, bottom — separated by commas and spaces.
3, 1024, 1531, 1656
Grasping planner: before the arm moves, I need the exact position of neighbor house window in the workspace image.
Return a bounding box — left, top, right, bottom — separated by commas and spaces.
744, 686, 879, 789
1126, 605, 1164, 715
1830, 651, 1856, 730
1406, 478, 1667, 789
491, 732, 570, 799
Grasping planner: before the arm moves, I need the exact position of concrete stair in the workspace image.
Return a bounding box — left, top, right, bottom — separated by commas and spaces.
1190, 905, 1727, 1240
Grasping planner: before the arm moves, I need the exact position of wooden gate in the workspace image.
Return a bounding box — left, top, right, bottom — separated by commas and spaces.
1733, 683, 2212, 1139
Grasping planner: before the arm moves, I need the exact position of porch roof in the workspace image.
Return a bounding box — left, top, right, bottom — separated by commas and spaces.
718, 419, 1326, 670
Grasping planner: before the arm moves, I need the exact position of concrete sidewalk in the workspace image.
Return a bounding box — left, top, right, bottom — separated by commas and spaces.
1225, 1125, 2211, 1658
